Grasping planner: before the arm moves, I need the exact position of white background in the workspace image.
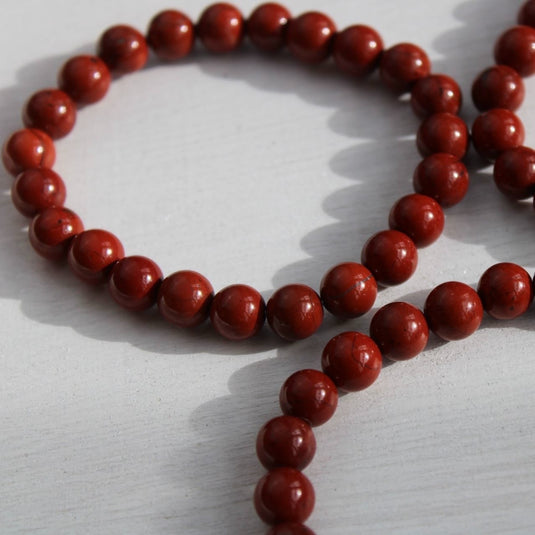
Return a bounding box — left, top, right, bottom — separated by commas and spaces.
1, 0, 534, 534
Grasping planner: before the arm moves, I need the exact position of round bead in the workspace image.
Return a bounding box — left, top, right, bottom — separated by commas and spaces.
379, 43, 431, 92
108, 256, 163, 311
286, 11, 336, 64
477, 263, 533, 320
266, 524, 316, 535
519, 0, 535, 27
280, 369, 338, 427
254, 467, 315, 525
388, 193, 445, 248
494, 25, 535, 77
147, 10, 195, 60
493, 146, 535, 199
471, 65, 525, 112
158, 270, 214, 328
68, 229, 125, 284
256, 415, 316, 470
97, 25, 148, 73
410, 74, 462, 117
361, 230, 418, 286
413, 153, 469, 207
197, 3, 244, 53
424, 282, 483, 341
247, 3, 292, 52
23, 89, 76, 139
58, 55, 111, 104
416, 112, 469, 159
333, 24, 383, 76
29, 206, 83, 261
320, 262, 377, 318
370, 302, 429, 361
210, 284, 265, 340
2, 128, 55, 176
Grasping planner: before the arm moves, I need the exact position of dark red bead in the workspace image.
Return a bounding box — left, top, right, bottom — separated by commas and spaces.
280, 369, 338, 427
333, 24, 383, 76
247, 3, 291, 52
98, 25, 148, 73
286, 11, 336, 64
370, 302, 429, 361
147, 10, 195, 60
416, 112, 469, 159
23, 89, 76, 139
494, 25, 535, 77
254, 467, 315, 525
493, 146, 535, 199
108, 256, 163, 311
477, 263, 533, 320
379, 43, 431, 92
266, 523, 316, 535
471, 65, 525, 112
320, 262, 377, 318
2, 128, 55, 176
424, 282, 483, 341
256, 415, 316, 470
197, 3, 244, 53
58, 55, 111, 104
210, 284, 265, 339
519, 0, 535, 27
158, 270, 214, 328
410, 74, 462, 117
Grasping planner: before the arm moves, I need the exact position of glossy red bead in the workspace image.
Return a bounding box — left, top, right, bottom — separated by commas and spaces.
413, 153, 469, 207
197, 3, 244, 53
416, 112, 469, 159
265, 523, 316, 535
210, 284, 265, 339
410, 74, 462, 117
68, 229, 125, 284
23, 89, 76, 139
2, 128, 55, 176
147, 10, 195, 60
471, 65, 525, 112
424, 282, 483, 341
388, 193, 444, 248
519, 0, 535, 27
247, 3, 291, 52
477, 262, 533, 320
157, 270, 214, 328
254, 467, 315, 525
320, 262, 377, 318
256, 415, 316, 470
493, 146, 535, 199
97, 25, 148, 73
333, 24, 383, 76
286, 11, 336, 64
280, 369, 338, 427
108, 256, 163, 311
58, 55, 111, 104
29, 206, 83, 261
494, 25, 535, 77
361, 230, 418, 286
379, 43, 431, 92
370, 302, 429, 361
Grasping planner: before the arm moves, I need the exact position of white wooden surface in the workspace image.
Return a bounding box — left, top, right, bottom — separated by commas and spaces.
1, 1, 534, 534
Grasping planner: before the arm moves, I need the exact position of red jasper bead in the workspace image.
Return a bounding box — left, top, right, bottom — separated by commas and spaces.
11, 168, 66, 217
197, 3, 244, 53
416, 112, 469, 159
286, 11, 336, 64
254, 467, 315, 525
493, 146, 535, 199
108, 256, 163, 311
247, 3, 292, 52
280, 369, 338, 427
424, 282, 483, 341
477, 262, 533, 320
97, 25, 148, 73
210, 284, 265, 339
471, 108, 525, 161
471, 65, 525, 112
256, 415, 316, 470
23, 89, 76, 139
413, 153, 469, 207
68, 229, 125, 284
388, 193, 444, 248
411, 74, 462, 117
29, 206, 83, 261
321, 331, 382, 392
320, 262, 377, 318
147, 10, 195, 60
58, 55, 111, 104
2, 128, 55, 176
267, 284, 323, 341
370, 302, 429, 361
361, 230, 418, 286
379, 43, 431, 92
519, 0, 535, 27
333, 24, 383, 76
494, 25, 535, 77
266, 524, 316, 535
157, 270, 214, 328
